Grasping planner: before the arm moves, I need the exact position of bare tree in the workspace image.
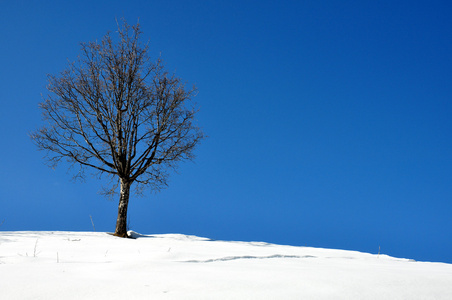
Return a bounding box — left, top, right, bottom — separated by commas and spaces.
31, 20, 204, 237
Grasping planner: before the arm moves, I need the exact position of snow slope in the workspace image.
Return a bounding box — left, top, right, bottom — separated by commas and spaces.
1, 231, 451, 299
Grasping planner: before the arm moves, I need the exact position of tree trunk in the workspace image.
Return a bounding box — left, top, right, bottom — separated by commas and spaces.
114, 179, 131, 238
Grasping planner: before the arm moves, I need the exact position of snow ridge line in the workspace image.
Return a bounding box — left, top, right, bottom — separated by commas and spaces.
183, 254, 316, 263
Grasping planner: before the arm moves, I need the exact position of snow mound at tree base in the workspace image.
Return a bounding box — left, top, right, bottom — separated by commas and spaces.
1, 231, 451, 299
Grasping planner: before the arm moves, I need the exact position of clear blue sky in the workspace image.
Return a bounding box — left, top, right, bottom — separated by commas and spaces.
1, 0, 451, 263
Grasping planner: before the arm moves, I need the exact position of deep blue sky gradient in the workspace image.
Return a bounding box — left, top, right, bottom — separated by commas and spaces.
1, 1, 451, 263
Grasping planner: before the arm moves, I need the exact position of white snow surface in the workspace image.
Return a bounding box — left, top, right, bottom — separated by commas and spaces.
1, 231, 451, 299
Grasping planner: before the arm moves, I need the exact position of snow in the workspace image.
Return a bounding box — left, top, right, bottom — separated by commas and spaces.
1, 231, 451, 299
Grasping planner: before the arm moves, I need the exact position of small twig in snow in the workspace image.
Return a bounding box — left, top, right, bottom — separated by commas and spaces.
33, 239, 39, 257
89, 215, 96, 231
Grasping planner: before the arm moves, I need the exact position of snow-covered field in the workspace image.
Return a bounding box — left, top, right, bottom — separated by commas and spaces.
1, 231, 451, 299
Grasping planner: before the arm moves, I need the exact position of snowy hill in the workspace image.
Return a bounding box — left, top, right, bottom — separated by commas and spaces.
1, 231, 451, 299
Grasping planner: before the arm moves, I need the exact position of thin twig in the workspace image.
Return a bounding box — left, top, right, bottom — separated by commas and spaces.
89, 215, 96, 231
33, 239, 39, 257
